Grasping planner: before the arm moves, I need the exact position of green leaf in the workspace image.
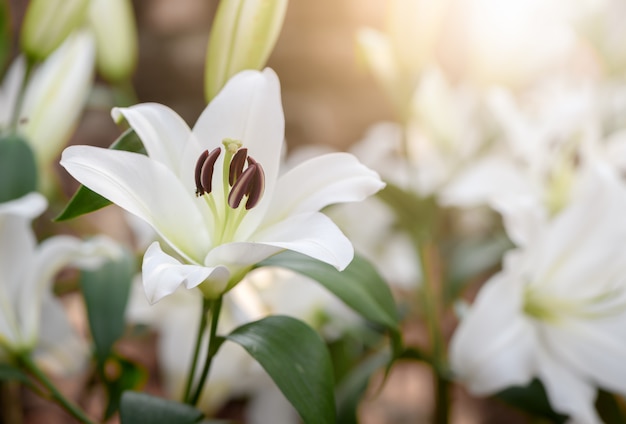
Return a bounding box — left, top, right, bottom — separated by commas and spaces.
0, 0, 11, 74
0, 135, 38, 203
55, 129, 145, 221
80, 252, 135, 366
496, 378, 568, 423
120, 391, 204, 424
226, 315, 336, 424
258, 251, 400, 335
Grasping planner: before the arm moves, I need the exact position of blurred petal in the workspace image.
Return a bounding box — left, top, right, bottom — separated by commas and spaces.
20, 235, 120, 344
537, 347, 601, 424
20, 31, 95, 168
450, 273, 535, 394
89, 0, 137, 81
0, 192, 47, 219
61, 146, 211, 263
34, 295, 88, 375
143, 242, 225, 304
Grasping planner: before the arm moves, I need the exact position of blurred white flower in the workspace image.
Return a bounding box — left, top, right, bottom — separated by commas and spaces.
62, 68, 384, 304
88, 0, 138, 81
0, 31, 95, 188
0, 192, 121, 374
356, 0, 450, 115
449, 164, 626, 424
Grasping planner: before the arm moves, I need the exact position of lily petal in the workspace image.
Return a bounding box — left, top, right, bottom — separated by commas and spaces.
0, 214, 36, 348
263, 152, 385, 227
34, 294, 89, 375
0, 192, 47, 218
19, 235, 121, 345
112, 103, 191, 175
143, 242, 226, 304
208, 212, 354, 272
191, 68, 284, 211
61, 145, 211, 263
449, 273, 536, 394
20, 30, 95, 168
536, 346, 601, 424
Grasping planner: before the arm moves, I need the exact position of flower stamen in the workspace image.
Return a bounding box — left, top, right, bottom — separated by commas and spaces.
195, 148, 222, 196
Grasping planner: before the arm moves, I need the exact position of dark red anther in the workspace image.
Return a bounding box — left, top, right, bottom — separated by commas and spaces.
194, 150, 209, 196
229, 148, 248, 186
195, 148, 221, 196
227, 160, 265, 209
245, 162, 265, 210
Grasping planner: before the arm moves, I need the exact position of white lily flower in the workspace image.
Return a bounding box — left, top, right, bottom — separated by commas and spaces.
0, 193, 121, 373
449, 165, 626, 424
61, 68, 385, 303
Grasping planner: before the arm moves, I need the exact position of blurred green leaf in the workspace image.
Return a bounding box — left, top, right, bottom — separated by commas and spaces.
0, 0, 11, 74
0, 135, 38, 203
496, 379, 568, 423
226, 315, 336, 424
80, 252, 135, 366
120, 391, 204, 424
102, 354, 147, 420
55, 129, 145, 221
259, 252, 400, 340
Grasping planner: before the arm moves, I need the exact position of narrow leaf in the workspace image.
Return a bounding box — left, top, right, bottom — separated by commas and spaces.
0, 0, 11, 73
80, 252, 135, 366
258, 251, 400, 333
226, 315, 336, 424
0, 135, 38, 203
55, 129, 145, 221
120, 391, 204, 424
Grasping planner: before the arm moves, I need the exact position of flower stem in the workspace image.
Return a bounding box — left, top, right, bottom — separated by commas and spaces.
417, 240, 449, 424
182, 297, 211, 403
188, 296, 223, 406
18, 354, 96, 424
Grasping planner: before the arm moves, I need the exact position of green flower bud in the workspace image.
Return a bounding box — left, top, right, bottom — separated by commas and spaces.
204, 0, 288, 101
88, 0, 138, 81
20, 0, 89, 62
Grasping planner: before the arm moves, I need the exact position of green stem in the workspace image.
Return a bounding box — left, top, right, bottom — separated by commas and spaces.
416, 241, 449, 424
188, 296, 223, 406
19, 354, 96, 424
182, 297, 211, 403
